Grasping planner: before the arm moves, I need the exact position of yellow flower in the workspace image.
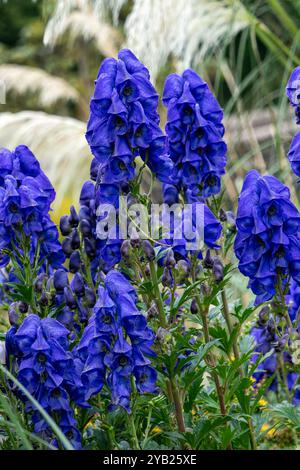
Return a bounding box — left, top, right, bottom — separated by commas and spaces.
152, 426, 162, 434
261, 423, 276, 438
258, 398, 268, 407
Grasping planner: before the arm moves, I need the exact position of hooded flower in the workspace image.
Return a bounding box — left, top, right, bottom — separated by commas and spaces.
162, 69, 227, 201
75, 270, 157, 412
86, 49, 174, 185
6, 315, 85, 449
286, 66, 300, 124
234, 170, 300, 304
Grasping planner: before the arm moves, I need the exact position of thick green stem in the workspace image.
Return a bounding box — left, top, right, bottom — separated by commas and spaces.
221, 288, 257, 450
149, 260, 167, 328
148, 259, 185, 432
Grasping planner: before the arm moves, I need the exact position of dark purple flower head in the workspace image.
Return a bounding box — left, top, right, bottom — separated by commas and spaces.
86, 49, 174, 185
287, 131, 300, 177
162, 69, 226, 201
234, 170, 300, 304
286, 66, 300, 124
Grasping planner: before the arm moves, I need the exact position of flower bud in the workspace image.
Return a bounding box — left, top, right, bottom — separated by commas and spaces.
71, 273, 85, 297
69, 251, 81, 273
8, 302, 20, 326
212, 257, 224, 282
164, 249, 176, 268
53, 269, 69, 294
79, 206, 91, 222
71, 228, 80, 250
162, 267, 172, 287
69, 205, 79, 227
39, 292, 49, 307
258, 306, 270, 326
147, 302, 158, 320
34, 273, 47, 293
190, 298, 199, 315
156, 327, 168, 342
62, 237, 73, 257
219, 208, 227, 222
226, 211, 236, 229
176, 259, 190, 282
121, 240, 131, 259
60, 215, 72, 236
84, 237, 96, 258
18, 302, 28, 314
64, 287, 77, 310
203, 250, 213, 269
80, 219, 92, 237
142, 240, 155, 261
85, 287, 96, 308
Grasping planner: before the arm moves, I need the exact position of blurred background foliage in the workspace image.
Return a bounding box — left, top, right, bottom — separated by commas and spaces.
0, 0, 300, 217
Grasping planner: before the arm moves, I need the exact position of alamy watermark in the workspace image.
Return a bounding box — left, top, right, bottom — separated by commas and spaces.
95, 197, 206, 251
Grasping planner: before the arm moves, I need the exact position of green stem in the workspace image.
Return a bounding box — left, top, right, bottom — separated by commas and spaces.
149, 260, 167, 328
127, 413, 140, 450
266, 0, 298, 36
221, 288, 257, 450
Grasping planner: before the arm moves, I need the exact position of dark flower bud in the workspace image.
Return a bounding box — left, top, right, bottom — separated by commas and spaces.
62, 237, 73, 257
69, 205, 79, 227
130, 233, 141, 248
80, 219, 92, 237
204, 250, 213, 269
34, 273, 47, 293
142, 240, 155, 261
84, 237, 96, 258
147, 302, 158, 320
144, 264, 151, 277
53, 269, 69, 294
212, 257, 224, 282
267, 318, 276, 335
39, 292, 49, 307
121, 240, 131, 259
64, 287, 77, 310
71, 273, 85, 297
258, 306, 270, 326
18, 302, 28, 314
176, 259, 190, 282
80, 181, 95, 207
226, 211, 236, 229
162, 267, 172, 287
164, 249, 176, 268
85, 287, 96, 308
69, 251, 81, 273
90, 158, 99, 181
190, 298, 199, 315
71, 228, 80, 250
60, 215, 72, 236
219, 208, 227, 222
78, 301, 88, 325
274, 335, 288, 352
201, 282, 211, 296
8, 302, 20, 326
78, 205, 91, 222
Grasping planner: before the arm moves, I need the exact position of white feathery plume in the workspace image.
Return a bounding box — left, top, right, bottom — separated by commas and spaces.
0, 64, 79, 107
0, 111, 90, 213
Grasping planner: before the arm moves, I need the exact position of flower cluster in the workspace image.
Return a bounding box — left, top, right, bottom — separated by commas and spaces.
75, 270, 157, 412
0, 145, 64, 270
86, 48, 174, 186
5, 315, 87, 449
286, 66, 300, 124
162, 69, 227, 202
287, 67, 300, 177
251, 308, 300, 405
159, 202, 222, 265
234, 170, 300, 304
